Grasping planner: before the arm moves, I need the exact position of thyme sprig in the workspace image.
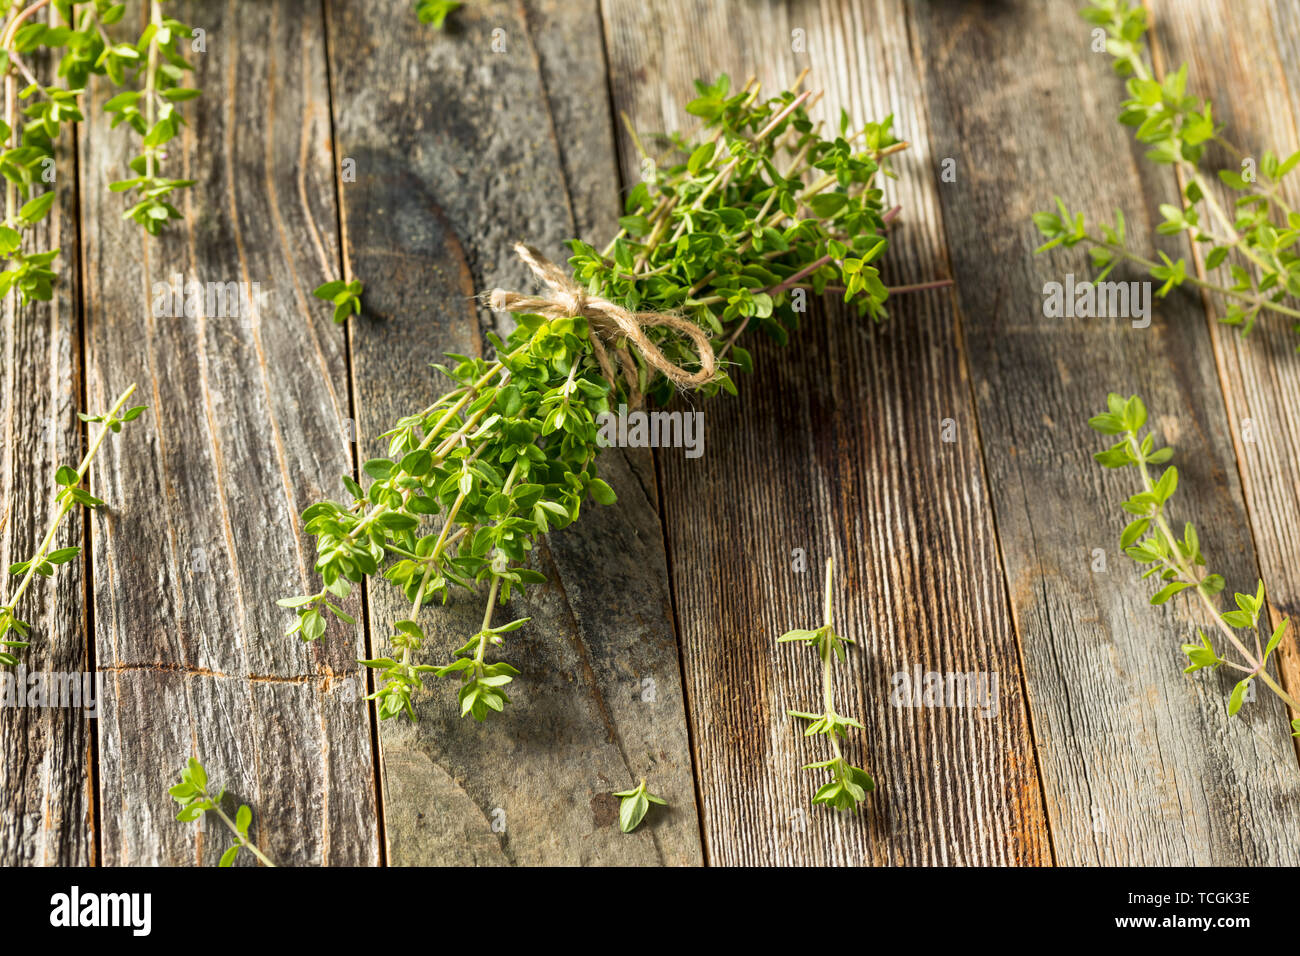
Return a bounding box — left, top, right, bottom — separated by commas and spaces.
1090, 393, 1300, 737
1034, 0, 1300, 340
0, 383, 144, 663
779, 556, 874, 811
169, 758, 277, 867
284, 75, 936, 726
0, 0, 198, 301
103, 0, 199, 234
312, 277, 362, 324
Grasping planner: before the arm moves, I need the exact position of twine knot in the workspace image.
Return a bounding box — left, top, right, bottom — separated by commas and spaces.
488, 243, 716, 407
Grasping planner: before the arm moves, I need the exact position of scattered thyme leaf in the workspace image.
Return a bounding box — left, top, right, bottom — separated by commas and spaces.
611, 778, 667, 833
313, 277, 363, 324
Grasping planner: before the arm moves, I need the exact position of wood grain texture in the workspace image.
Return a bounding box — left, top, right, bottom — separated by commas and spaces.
909, 0, 1300, 864
602, 0, 1052, 865
1146, 0, 1300, 738
0, 24, 91, 866
325, 0, 702, 865
8, 0, 1296, 870
79, 0, 378, 866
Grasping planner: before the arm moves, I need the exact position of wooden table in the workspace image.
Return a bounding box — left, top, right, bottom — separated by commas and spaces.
2, 0, 1298, 866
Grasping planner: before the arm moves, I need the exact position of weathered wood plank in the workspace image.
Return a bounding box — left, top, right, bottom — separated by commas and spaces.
325, 0, 702, 865
602, 0, 1052, 865
909, 0, 1300, 863
0, 22, 90, 866
80, 0, 378, 865
1146, 0, 1300, 737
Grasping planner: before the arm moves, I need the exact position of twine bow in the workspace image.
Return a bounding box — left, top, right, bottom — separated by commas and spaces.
488, 243, 716, 407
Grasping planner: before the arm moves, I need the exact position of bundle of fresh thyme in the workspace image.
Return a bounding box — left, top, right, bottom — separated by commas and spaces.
283, 74, 933, 725
1035, 0, 1300, 340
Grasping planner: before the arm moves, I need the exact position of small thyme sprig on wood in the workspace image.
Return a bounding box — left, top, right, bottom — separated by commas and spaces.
0, 0, 199, 301
169, 758, 277, 868
612, 778, 667, 833
0, 383, 145, 662
284, 75, 941, 726
779, 556, 874, 811
1090, 393, 1300, 737
1034, 0, 1300, 340
312, 277, 362, 324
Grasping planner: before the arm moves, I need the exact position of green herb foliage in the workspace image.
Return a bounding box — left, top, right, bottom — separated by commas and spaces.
778, 556, 874, 811
413, 0, 461, 29
0, 383, 145, 663
1090, 393, 1300, 737
283, 76, 913, 726
0, 0, 199, 302
312, 277, 362, 324
612, 778, 667, 833
169, 758, 277, 867
1035, 0, 1300, 341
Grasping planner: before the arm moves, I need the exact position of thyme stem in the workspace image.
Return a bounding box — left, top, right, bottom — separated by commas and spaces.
1086, 235, 1300, 321
144, 0, 161, 179
820, 557, 841, 760
473, 575, 501, 670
